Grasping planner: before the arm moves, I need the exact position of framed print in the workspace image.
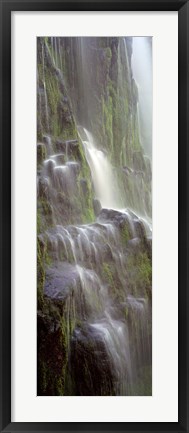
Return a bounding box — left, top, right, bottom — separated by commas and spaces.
0, 0, 188, 432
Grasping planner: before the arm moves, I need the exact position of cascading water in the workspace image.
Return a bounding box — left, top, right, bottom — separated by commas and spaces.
80, 128, 122, 209
80, 126, 152, 236
38, 135, 151, 395
37, 36, 152, 397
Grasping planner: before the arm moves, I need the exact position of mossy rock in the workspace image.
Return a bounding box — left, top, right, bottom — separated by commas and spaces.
37, 143, 47, 165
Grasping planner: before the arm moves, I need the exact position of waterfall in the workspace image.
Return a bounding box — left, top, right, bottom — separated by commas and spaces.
80, 128, 122, 209
38, 142, 151, 395
37, 36, 152, 397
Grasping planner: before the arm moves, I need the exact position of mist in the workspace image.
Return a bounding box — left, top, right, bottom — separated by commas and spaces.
132, 37, 152, 157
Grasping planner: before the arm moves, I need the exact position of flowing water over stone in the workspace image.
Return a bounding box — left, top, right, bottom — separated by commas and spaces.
37, 36, 152, 396
38, 130, 152, 395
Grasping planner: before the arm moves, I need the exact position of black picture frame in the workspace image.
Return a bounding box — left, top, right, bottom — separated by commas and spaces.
0, 0, 188, 432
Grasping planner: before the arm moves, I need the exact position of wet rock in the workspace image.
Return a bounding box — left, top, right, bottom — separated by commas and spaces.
98, 208, 122, 222
37, 143, 47, 164
55, 139, 66, 152
44, 263, 80, 300
37, 86, 45, 96
122, 165, 133, 175
69, 323, 115, 396
42, 135, 51, 145
37, 234, 46, 256
80, 178, 88, 195
98, 208, 134, 240
50, 153, 66, 165
127, 234, 152, 259
99, 242, 113, 262
42, 135, 53, 154
52, 166, 69, 191
37, 305, 67, 396
37, 176, 50, 200
55, 138, 79, 153
127, 237, 143, 254
93, 198, 102, 216
146, 236, 152, 259
132, 150, 146, 172
44, 158, 56, 177
66, 161, 80, 175
134, 219, 147, 242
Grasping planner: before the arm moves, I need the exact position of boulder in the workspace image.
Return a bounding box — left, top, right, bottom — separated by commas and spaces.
93, 198, 102, 216
44, 263, 80, 301
69, 323, 116, 396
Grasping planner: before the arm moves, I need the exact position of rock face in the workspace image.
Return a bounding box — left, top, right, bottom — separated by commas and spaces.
37, 36, 152, 397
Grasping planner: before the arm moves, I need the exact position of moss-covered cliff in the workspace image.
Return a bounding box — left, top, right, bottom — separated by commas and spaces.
49, 37, 151, 215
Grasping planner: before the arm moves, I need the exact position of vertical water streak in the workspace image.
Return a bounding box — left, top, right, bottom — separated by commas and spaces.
80, 128, 122, 209
41, 41, 49, 132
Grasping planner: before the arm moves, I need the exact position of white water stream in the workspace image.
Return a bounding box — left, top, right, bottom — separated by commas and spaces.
81, 128, 122, 209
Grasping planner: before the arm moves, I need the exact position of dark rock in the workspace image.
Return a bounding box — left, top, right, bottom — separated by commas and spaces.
66, 139, 78, 146
98, 208, 122, 222
37, 86, 45, 96
69, 323, 116, 396
100, 243, 113, 262
44, 263, 80, 300
93, 198, 102, 216
55, 139, 79, 153
146, 236, 152, 260
134, 219, 147, 242
55, 139, 65, 152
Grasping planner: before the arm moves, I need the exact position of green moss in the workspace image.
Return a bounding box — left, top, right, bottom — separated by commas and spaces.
102, 262, 114, 286
101, 262, 125, 302
37, 296, 77, 396
37, 143, 47, 166
37, 210, 42, 234
37, 238, 45, 308
120, 225, 130, 245
132, 366, 152, 396
126, 251, 152, 297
